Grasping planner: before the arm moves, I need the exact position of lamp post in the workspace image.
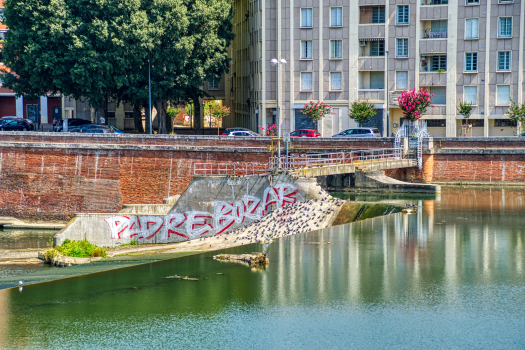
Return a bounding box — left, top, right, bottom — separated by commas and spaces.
385, 50, 389, 137
148, 52, 152, 135
270, 58, 287, 164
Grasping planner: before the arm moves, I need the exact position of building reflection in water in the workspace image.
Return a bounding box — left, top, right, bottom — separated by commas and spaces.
259, 188, 525, 307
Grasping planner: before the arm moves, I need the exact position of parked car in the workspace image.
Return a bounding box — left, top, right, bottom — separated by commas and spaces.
54, 118, 92, 132
1, 116, 35, 130
520, 132, 525, 137
222, 127, 251, 136
76, 125, 116, 133
104, 125, 124, 134
226, 130, 258, 137
0, 119, 33, 131
333, 128, 381, 138
290, 129, 321, 138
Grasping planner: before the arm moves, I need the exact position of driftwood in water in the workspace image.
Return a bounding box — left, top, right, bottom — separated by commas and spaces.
213, 253, 269, 265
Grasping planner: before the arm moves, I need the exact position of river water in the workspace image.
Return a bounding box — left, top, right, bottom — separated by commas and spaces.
0, 187, 523, 349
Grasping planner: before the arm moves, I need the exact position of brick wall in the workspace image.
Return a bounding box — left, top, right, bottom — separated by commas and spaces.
1, 134, 525, 222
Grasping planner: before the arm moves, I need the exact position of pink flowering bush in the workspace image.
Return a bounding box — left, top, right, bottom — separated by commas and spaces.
258, 124, 277, 136
303, 101, 332, 123
397, 88, 433, 121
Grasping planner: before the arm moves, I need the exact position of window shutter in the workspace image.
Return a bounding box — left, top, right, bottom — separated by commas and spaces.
331, 72, 342, 90
370, 72, 384, 89
472, 19, 478, 38
430, 87, 446, 105
396, 71, 408, 90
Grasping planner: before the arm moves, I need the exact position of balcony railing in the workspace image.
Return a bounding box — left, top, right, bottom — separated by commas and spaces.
424, 32, 447, 39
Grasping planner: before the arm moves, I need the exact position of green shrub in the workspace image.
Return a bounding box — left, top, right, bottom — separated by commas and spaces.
55, 237, 107, 258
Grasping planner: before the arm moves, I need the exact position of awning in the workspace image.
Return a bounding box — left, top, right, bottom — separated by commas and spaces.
420, 52, 446, 56
359, 38, 385, 42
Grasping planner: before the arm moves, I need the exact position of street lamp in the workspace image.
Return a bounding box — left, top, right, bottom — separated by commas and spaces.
270, 58, 287, 162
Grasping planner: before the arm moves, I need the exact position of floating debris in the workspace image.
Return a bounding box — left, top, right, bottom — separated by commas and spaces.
165, 275, 199, 281
213, 253, 269, 266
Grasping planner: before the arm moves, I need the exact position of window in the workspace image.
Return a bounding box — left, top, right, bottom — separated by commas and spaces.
465, 52, 478, 72
464, 86, 478, 105
430, 56, 446, 71
430, 0, 448, 4
209, 78, 219, 90
370, 72, 384, 89
499, 0, 513, 3
498, 51, 511, 71
397, 5, 409, 24
431, 20, 447, 34
498, 17, 512, 37
494, 119, 517, 127
396, 71, 408, 90
497, 85, 510, 105
301, 8, 313, 28
125, 112, 134, 119
372, 7, 385, 23
466, 0, 479, 4
430, 87, 446, 104
396, 38, 408, 57
426, 119, 446, 127
331, 7, 342, 27
301, 72, 313, 91
330, 40, 342, 59
370, 41, 385, 56
330, 72, 342, 90
465, 19, 479, 39
469, 119, 484, 127
301, 41, 313, 59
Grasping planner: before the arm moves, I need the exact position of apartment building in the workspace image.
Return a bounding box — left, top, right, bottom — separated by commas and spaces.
218, 0, 523, 137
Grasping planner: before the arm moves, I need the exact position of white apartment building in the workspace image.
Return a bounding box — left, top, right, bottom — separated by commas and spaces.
207, 0, 523, 137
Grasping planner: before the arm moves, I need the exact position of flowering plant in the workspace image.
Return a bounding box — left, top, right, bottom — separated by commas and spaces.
397, 88, 433, 121
302, 101, 332, 123
258, 124, 277, 136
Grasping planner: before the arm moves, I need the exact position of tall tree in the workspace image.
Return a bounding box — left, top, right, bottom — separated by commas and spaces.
1, 0, 234, 134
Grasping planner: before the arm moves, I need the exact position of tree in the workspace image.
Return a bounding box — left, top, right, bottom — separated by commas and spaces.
506, 99, 525, 134
302, 101, 332, 124
348, 100, 376, 126
457, 99, 473, 122
397, 88, 433, 121
1, 0, 234, 135
1, 0, 152, 107
166, 105, 184, 133
210, 103, 230, 135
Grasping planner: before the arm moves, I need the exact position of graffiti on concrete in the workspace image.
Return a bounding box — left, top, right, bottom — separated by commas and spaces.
105, 183, 298, 242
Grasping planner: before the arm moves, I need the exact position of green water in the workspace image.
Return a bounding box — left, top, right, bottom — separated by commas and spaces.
0, 187, 524, 349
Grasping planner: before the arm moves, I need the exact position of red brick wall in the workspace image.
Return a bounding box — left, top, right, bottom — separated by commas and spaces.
0, 97, 16, 118
1, 135, 525, 222
0, 145, 267, 222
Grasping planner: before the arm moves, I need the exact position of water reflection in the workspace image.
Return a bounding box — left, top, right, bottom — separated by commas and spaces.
0, 188, 523, 349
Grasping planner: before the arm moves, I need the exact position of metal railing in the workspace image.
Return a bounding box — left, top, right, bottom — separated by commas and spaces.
194, 148, 403, 176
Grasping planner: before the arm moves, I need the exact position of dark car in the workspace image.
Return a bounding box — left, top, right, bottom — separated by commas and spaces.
54, 118, 92, 132
290, 129, 321, 138
77, 125, 115, 134
0, 119, 32, 131
333, 127, 381, 138
1, 116, 35, 130
222, 127, 251, 136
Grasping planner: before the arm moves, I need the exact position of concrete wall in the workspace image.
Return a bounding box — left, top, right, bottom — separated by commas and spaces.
54, 174, 322, 246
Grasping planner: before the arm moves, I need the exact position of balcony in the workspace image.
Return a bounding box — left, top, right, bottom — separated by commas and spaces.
419, 40, 447, 54
358, 90, 385, 101
419, 72, 447, 86
420, 5, 448, 20
358, 57, 385, 71
359, 6, 385, 24
359, 0, 385, 6
420, 0, 448, 4
421, 20, 447, 39
358, 25, 385, 40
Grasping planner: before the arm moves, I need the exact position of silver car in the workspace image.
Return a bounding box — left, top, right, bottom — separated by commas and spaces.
226, 130, 258, 137
333, 127, 381, 138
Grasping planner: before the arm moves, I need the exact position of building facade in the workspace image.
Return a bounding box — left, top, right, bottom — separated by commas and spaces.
221, 0, 523, 137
